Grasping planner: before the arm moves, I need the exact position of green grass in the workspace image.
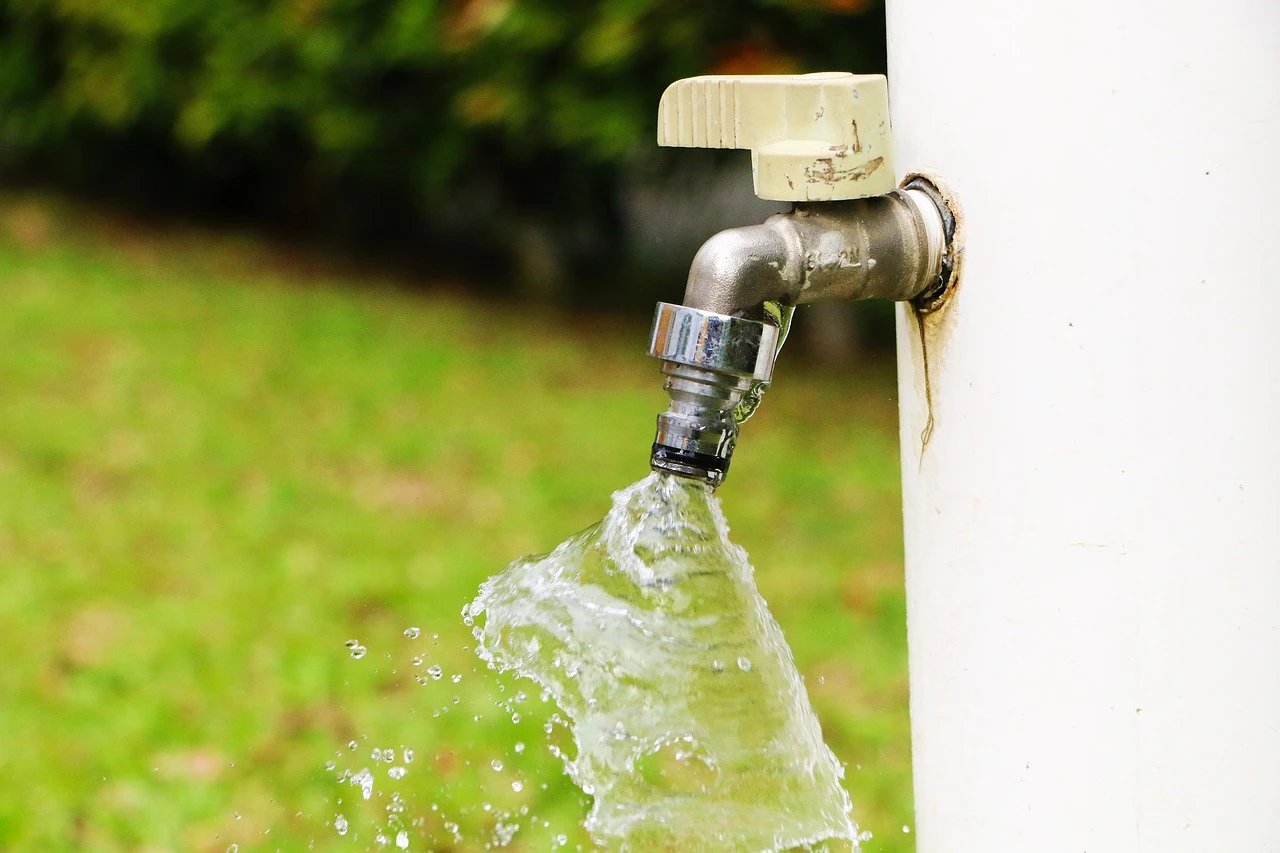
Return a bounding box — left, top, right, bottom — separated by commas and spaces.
0, 197, 913, 852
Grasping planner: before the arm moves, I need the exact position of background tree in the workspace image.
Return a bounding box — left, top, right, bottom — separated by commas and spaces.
0, 0, 885, 298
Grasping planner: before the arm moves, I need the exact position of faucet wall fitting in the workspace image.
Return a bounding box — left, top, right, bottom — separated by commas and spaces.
648, 184, 952, 487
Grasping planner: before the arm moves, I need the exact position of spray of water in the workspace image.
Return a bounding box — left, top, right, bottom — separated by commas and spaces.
465, 473, 863, 852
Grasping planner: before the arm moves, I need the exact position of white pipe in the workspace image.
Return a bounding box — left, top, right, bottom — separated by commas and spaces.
887, 2, 1280, 850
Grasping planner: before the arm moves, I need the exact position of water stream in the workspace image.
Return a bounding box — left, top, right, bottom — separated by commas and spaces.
465, 473, 865, 852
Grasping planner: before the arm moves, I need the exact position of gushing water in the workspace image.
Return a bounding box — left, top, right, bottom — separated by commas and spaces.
465, 473, 863, 852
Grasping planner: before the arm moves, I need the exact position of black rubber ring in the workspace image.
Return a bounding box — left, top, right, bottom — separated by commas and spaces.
650, 443, 730, 477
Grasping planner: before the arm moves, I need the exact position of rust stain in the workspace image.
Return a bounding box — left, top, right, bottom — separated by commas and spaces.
910, 305, 936, 464
899, 171, 965, 469
903, 295, 957, 471
804, 155, 883, 185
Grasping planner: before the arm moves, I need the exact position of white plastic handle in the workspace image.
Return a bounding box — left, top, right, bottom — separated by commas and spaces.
657, 72, 895, 202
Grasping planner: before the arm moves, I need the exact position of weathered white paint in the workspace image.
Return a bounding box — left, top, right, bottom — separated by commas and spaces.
888, 1, 1280, 850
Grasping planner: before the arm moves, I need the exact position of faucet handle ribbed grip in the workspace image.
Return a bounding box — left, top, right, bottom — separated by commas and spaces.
656, 72, 895, 202
648, 303, 779, 381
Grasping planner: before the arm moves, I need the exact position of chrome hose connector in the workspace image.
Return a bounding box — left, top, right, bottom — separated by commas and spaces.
647, 302, 780, 487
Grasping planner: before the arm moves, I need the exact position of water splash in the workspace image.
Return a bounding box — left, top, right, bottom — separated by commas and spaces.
466, 472, 860, 852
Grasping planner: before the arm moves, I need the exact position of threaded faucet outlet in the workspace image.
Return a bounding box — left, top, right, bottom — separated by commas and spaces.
647, 302, 780, 487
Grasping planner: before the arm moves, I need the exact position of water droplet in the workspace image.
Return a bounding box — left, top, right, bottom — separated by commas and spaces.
511, 780, 523, 792
514, 742, 525, 754
334, 814, 349, 836
902, 825, 912, 833
411, 655, 425, 666
371, 748, 384, 762
403, 627, 421, 639
737, 657, 752, 672
451, 673, 462, 683
226, 846, 238, 852
403, 749, 415, 764
344, 639, 359, 648
427, 665, 443, 680
395, 830, 409, 849
388, 766, 407, 780
350, 645, 367, 660
347, 740, 359, 751
511, 712, 521, 723
350, 768, 374, 800
711, 659, 725, 672
324, 760, 336, 771
491, 759, 504, 772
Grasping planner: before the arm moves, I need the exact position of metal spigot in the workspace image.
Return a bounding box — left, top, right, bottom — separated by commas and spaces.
646, 73, 959, 487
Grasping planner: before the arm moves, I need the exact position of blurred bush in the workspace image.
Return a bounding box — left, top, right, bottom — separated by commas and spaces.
0, 0, 884, 298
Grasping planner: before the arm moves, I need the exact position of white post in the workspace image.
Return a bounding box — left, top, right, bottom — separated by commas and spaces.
887, 2, 1280, 850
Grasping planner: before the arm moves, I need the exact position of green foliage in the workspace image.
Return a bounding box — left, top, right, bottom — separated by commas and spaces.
0, 195, 912, 851
0, 0, 885, 279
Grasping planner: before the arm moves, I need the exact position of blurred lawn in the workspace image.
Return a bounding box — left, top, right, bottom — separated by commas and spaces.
0, 197, 913, 852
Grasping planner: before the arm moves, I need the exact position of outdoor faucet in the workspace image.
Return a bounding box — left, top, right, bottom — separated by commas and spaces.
647, 73, 958, 487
